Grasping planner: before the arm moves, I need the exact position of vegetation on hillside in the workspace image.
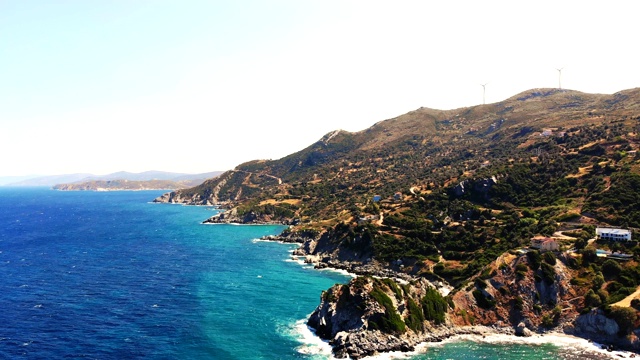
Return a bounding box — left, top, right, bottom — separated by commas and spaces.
162, 88, 640, 324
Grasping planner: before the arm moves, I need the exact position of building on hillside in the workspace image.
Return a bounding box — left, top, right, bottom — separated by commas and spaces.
596, 227, 632, 241
530, 236, 559, 252
372, 195, 382, 202
358, 214, 379, 224
393, 192, 402, 201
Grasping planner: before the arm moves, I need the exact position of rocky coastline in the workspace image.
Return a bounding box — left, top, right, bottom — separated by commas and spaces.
153, 199, 640, 358
258, 230, 640, 359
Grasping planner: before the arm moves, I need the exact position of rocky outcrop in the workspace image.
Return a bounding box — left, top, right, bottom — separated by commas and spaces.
452, 176, 499, 198
306, 276, 503, 358
202, 208, 295, 225
153, 190, 220, 205
307, 276, 427, 358
305, 249, 640, 357
331, 331, 413, 359
515, 321, 533, 337
567, 309, 640, 352
573, 309, 619, 340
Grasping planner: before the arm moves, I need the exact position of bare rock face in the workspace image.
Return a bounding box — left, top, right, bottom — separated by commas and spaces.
515, 322, 533, 337
453, 176, 499, 198
153, 191, 214, 205
307, 283, 369, 340
331, 331, 413, 359
574, 309, 619, 339
307, 276, 449, 358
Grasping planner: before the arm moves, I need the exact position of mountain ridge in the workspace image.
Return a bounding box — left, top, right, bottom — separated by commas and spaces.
5, 170, 224, 187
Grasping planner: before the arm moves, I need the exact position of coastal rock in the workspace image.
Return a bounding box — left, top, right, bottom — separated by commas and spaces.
332, 331, 413, 359
515, 322, 533, 337
307, 282, 368, 339
202, 208, 293, 225
153, 190, 219, 205
574, 309, 619, 339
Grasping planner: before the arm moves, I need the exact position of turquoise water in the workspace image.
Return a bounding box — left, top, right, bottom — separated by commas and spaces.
0, 188, 617, 359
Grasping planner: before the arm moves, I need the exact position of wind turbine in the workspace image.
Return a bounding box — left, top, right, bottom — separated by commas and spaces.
556, 68, 563, 89
481, 83, 488, 105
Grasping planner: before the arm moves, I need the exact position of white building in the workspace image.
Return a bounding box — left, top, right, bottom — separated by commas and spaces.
596, 227, 632, 241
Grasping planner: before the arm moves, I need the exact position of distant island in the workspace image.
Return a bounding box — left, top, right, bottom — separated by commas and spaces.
54, 179, 203, 191
44, 170, 224, 191
4, 170, 224, 188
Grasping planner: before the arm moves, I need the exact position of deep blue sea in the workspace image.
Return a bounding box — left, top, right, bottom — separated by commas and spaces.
0, 188, 622, 359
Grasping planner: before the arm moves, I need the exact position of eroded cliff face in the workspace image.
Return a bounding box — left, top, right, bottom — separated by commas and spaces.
307, 251, 640, 358
153, 190, 218, 205
307, 276, 457, 359
450, 251, 579, 330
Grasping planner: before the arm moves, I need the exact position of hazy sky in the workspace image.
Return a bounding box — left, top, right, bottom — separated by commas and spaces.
1, 1, 638, 176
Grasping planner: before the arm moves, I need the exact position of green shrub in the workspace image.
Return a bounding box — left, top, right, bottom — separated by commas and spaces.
593, 273, 605, 290
527, 250, 542, 270
543, 252, 556, 265
541, 313, 554, 328
475, 278, 488, 289
606, 281, 624, 293
472, 289, 496, 309
515, 263, 528, 280
541, 262, 556, 284
369, 288, 406, 334
602, 260, 623, 278
584, 289, 602, 308
514, 296, 524, 311
609, 306, 638, 336
405, 298, 425, 332
421, 287, 448, 324
380, 278, 403, 300
516, 264, 529, 272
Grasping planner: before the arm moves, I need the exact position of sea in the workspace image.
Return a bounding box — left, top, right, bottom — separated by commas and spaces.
0, 188, 629, 359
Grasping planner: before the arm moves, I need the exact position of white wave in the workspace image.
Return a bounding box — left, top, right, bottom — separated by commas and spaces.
416, 332, 635, 359
290, 319, 334, 359
315, 267, 358, 278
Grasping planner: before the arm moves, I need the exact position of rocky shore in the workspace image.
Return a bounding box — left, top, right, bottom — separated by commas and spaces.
328, 325, 514, 359
202, 208, 296, 225
257, 230, 640, 358
150, 202, 640, 358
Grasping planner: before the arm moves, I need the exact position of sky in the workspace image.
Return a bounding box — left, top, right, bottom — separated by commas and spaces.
1, 0, 638, 176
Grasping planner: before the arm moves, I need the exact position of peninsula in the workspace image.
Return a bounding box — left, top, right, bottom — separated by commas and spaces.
52, 171, 223, 191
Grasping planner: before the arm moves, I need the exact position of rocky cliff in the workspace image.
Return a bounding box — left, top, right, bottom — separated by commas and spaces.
306, 274, 516, 359
305, 247, 640, 358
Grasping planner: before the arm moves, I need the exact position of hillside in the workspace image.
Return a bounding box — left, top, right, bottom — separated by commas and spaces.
157, 88, 640, 228
156, 87, 640, 356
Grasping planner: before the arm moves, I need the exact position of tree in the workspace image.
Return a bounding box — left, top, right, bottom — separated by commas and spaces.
593, 272, 605, 291
584, 289, 602, 308
581, 248, 597, 265
602, 259, 623, 278
609, 306, 638, 336
575, 238, 587, 250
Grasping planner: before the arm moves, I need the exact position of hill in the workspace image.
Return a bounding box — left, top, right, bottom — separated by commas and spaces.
156, 88, 640, 226
156, 87, 640, 355
52, 171, 223, 191
53, 179, 200, 191
7, 170, 224, 188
